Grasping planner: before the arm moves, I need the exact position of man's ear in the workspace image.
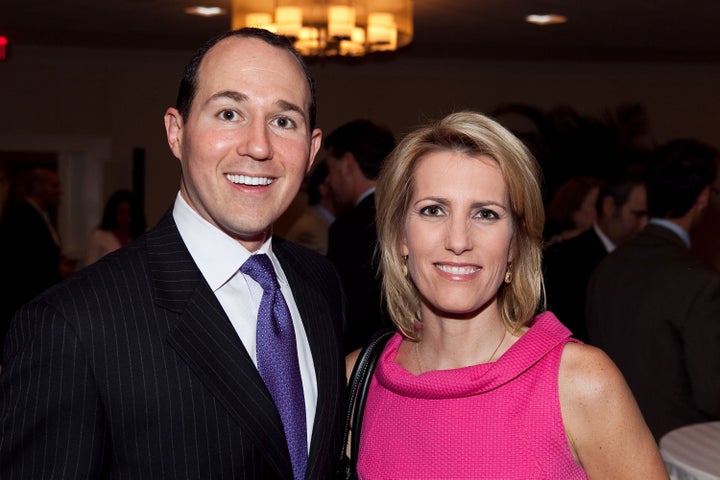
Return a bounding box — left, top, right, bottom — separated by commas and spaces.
307, 127, 323, 174
164, 107, 184, 160
343, 152, 359, 175
696, 185, 711, 209
601, 195, 617, 218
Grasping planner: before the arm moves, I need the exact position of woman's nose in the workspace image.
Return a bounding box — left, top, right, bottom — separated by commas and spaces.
445, 216, 473, 254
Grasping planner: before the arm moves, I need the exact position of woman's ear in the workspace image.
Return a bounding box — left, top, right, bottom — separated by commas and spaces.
507, 235, 517, 264
399, 235, 409, 257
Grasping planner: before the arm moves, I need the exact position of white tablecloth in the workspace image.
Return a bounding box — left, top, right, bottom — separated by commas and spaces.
660, 422, 720, 480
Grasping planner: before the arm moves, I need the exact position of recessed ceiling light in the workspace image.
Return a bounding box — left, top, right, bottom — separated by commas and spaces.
185, 6, 227, 17
525, 14, 568, 26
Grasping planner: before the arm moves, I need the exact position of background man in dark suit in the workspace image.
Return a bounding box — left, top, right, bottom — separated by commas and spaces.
543, 168, 647, 342
0, 167, 72, 356
324, 119, 395, 353
0, 28, 346, 479
586, 139, 720, 440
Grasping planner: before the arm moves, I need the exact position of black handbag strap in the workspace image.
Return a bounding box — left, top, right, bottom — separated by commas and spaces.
339, 329, 394, 466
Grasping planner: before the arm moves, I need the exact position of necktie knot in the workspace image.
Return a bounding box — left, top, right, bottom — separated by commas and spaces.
241, 254, 279, 293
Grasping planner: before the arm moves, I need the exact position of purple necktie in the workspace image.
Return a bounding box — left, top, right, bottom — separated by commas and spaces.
241, 254, 307, 480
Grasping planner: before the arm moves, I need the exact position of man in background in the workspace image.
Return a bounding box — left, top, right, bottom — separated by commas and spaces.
0, 167, 73, 356
284, 161, 335, 255
543, 167, 647, 342
324, 119, 395, 353
586, 139, 720, 440
0, 28, 345, 479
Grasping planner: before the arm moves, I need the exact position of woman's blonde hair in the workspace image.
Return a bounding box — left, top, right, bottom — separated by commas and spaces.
375, 111, 546, 340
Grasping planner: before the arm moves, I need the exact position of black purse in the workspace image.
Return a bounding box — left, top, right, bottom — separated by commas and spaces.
334, 329, 394, 480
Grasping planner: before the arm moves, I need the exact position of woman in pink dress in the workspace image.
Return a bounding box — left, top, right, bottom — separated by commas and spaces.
349, 111, 667, 479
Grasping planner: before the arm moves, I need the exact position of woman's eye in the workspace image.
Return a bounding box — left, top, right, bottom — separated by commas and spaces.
476, 209, 499, 220
272, 116, 297, 129
420, 205, 444, 216
219, 110, 239, 121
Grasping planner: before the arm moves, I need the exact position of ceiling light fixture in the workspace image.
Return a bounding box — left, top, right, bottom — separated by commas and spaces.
525, 14, 568, 26
231, 0, 413, 57
185, 6, 227, 17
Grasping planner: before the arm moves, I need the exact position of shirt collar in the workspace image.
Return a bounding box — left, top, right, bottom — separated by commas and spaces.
355, 186, 375, 206
593, 223, 616, 253
649, 217, 691, 248
314, 205, 335, 224
172, 192, 286, 291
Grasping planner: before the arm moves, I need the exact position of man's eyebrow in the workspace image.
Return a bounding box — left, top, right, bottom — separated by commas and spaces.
276, 99, 305, 117
207, 90, 247, 104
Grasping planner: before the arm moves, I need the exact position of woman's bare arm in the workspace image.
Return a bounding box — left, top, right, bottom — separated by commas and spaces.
559, 342, 669, 479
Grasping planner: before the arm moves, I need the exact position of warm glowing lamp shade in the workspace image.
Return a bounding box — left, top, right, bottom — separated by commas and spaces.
232, 0, 413, 57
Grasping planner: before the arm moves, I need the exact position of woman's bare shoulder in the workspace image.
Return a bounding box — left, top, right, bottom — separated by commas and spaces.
558, 342, 668, 479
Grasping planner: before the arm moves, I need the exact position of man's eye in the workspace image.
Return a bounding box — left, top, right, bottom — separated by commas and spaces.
420, 205, 444, 216
219, 110, 239, 121
273, 117, 297, 129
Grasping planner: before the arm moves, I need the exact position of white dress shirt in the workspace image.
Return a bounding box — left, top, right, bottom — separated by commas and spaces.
172, 192, 317, 450
593, 223, 616, 253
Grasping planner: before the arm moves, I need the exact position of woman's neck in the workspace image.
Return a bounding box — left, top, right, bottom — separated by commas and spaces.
413, 308, 516, 372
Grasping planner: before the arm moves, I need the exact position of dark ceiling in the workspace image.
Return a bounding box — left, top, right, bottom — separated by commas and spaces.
1, 0, 719, 63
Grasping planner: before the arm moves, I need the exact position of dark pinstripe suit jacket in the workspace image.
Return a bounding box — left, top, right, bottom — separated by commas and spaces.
0, 210, 346, 479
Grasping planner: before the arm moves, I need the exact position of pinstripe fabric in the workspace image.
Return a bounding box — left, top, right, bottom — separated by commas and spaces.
0, 210, 346, 479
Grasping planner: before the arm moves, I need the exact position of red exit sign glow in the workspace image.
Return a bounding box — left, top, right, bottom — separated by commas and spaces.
0, 36, 8, 61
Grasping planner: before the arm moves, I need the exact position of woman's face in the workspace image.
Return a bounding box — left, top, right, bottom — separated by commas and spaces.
115, 200, 132, 230
572, 186, 599, 230
400, 150, 515, 318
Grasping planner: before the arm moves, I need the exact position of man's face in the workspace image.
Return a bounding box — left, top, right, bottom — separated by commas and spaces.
324, 150, 355, 209
165, 36, 322, 251
43, 172, 61, 208
615, 184, 648, 244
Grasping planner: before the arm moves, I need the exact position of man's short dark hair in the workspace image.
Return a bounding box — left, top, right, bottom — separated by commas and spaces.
596, 164, 646, 214
324, 119, 396, 180
175, 27, 317, 131
646, 139, 718, 218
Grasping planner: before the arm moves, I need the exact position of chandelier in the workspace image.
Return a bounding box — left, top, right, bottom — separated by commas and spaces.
231, 0, 413, 57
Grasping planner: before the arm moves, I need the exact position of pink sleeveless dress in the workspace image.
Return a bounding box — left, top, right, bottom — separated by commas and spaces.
357, 311, 587, 479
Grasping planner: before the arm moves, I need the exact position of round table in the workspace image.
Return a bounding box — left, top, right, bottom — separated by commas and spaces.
660, 422, 720, 480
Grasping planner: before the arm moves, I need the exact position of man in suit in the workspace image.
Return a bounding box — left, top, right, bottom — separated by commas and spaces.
0, 28, 346, 479
0, 167, 69, 356
586, 139, 720, 440
543, 168, 647, 342
324, 119, 395, 353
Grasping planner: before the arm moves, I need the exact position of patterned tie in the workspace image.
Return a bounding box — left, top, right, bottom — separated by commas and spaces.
241, 254, 307, 480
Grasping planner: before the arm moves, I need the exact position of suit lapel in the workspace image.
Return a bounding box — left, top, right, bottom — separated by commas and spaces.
148, 211, 293, 479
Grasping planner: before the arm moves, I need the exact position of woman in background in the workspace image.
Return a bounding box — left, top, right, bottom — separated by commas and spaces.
84, 189, 146, 266
351, 111, 666, 479
544, 175, 601, 246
